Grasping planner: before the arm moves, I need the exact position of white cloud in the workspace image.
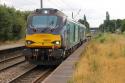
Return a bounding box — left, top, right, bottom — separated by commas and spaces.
0, 0, 125, 27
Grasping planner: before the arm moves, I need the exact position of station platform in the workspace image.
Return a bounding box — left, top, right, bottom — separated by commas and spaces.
0, 43, 24, 51
42, 43, 86, 83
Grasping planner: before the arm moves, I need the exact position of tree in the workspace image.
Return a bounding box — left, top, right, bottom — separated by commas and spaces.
106, 11, 110, 21
78, 14, 90, 33
116, 19, 122, 29
100, 11, 116, 33
99, 11, 125, 33
0, 5, 13, 40
0, 4, 29, 41
121, 20, 125, 32
103, 11, 111, 32
99, 24, 105, 32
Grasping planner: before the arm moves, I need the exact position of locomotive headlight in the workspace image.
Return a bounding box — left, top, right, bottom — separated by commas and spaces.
26, 40, 34, 45
52, 41, 60, 45
27, 41, 31, 44
55, 41, 60, 45
44, 10, 48, 14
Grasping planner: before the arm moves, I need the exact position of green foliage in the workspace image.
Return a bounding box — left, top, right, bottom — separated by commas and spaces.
78, 15, 90, 33
95, 33, 106, 43
121, 20, 125, 32
106, 11, 110, 21
99, 11, 125, 33
100, 19, 125, 33
0, 5, 30, 41
100, 20, 116, 33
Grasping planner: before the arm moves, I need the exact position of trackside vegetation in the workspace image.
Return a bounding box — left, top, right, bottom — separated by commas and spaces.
99, 12, 125, 33
0, 5, 30, 41
69, 33, 125, 83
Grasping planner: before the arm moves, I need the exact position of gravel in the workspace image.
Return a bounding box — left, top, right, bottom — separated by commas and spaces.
0, 56, 25, 71
0, 62, 36, 83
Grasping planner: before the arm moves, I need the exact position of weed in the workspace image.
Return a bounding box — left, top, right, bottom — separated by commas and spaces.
69, 33, 125, 83
91, 59, 98, 72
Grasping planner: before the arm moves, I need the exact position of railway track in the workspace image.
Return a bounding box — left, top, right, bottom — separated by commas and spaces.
0, 60, 56, 83
0, 54, 25, 71
0, 45, 26, 71
0, 61, 36, 83
0, 46, 60, 83
10, 67, 54, 83
0, 47, 24, 61
0, 47, 57, 83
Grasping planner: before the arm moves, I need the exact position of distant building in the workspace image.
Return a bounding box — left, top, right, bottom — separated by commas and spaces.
90, 27, 99, 34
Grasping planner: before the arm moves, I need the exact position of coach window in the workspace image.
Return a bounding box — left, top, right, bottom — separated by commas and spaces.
75, 25, 78, 42
78, 26, 80, 40
67, 23, 70, 40
73, 24, 76, 42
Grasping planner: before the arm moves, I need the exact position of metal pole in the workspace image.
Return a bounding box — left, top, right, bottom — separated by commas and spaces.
41, 0, 43, 8
72, 12, 74, 19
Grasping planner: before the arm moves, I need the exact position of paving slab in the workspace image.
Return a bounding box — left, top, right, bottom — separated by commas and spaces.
0, 43, 24, 51
42, 43, 86, 83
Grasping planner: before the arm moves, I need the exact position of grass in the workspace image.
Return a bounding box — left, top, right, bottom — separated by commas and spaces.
69, 33, 125, 83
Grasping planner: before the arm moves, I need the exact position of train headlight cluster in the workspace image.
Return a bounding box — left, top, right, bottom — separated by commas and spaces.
26, 40, 34, 45
44, 10, 48, 14
52, 41, 60, 45
55, 41, 60, 45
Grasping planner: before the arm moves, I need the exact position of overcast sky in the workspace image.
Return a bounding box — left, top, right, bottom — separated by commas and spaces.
0, 0, 125, 27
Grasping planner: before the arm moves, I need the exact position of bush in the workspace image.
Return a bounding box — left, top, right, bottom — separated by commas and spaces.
0, 5, 29, 41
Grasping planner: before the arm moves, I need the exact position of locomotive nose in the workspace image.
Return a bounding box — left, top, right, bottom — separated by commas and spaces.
25, 34, 61, 48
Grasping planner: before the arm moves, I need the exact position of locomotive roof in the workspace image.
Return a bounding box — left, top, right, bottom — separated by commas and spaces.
30, 8, 86, 28
67, 18, 86, 28
31, 8, 67, 17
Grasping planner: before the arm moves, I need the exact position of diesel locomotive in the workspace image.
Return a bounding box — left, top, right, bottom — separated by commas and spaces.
24, 8, 86, 65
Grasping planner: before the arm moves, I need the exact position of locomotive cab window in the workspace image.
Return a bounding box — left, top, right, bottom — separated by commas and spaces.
32, 16, 58, 28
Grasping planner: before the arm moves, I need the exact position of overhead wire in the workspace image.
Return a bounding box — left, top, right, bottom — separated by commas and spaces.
74, 9, 81, 19
59, 0, 83, 19
46, 0, 65, 10
59, 0, 74, 11
45, 0, 83, 20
